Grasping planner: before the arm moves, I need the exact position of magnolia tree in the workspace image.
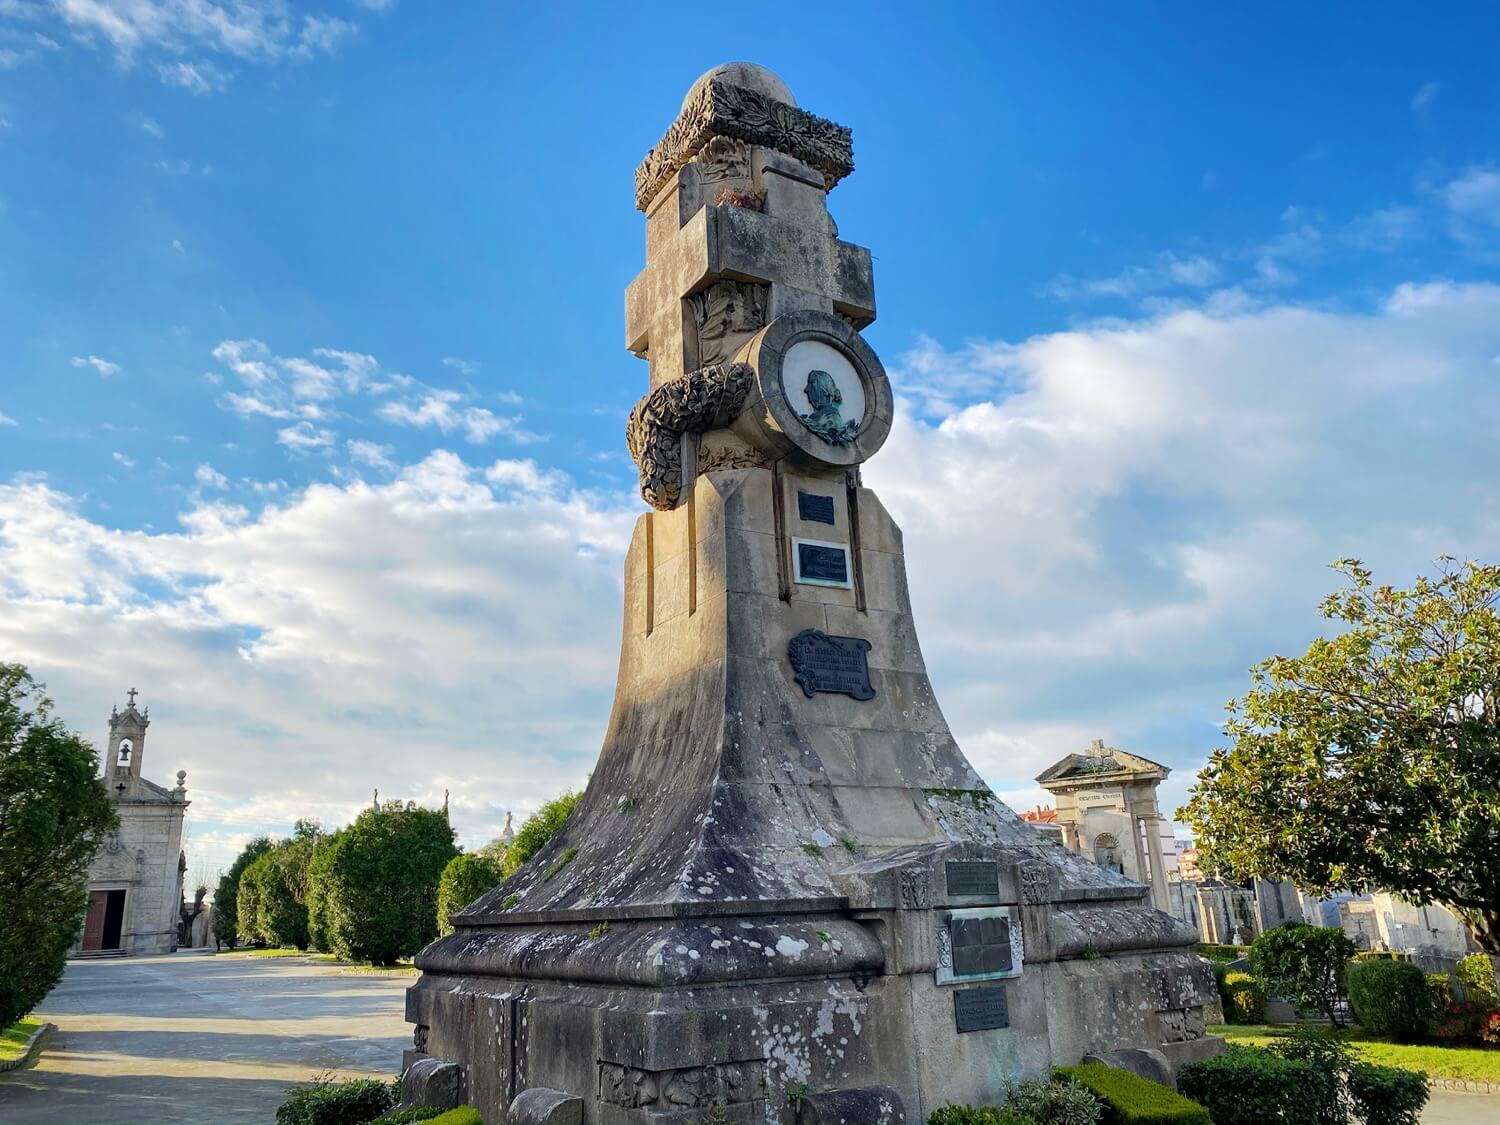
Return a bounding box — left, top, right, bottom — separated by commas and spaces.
1182, 559, 1500, 956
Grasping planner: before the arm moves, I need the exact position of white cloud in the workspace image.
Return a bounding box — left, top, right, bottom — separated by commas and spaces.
156, 60, 229, 94
0, 450, 635, 871
1440, 165, 1500, 247
346, 439, 394, 471
1411, 82, 1439, 114
0, 410, 15, 426
194, 463, 228, 489
112, 452, 136, 468
72, 354, 122, 377
1047, 253, 1221, 301
275, 422, 335, 450
377, 390, 541, 445
442, 356, 479, 376
138, 114, 165, 138
1344, 204, 1420, 251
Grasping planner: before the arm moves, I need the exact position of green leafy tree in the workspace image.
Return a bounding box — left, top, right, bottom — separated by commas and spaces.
0, 665, 117, 1025
305, 827, 343, 953
1181, 559, 1500, 959
502, 790, 581, 876
436, 852, 505, 936
213, 836, 272, 949
241, 823, 319, 949
1250, 923, 1358, 1026
313, 801, 457, 965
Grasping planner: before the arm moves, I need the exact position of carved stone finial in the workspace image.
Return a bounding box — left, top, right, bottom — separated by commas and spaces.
625, 361, 755, 510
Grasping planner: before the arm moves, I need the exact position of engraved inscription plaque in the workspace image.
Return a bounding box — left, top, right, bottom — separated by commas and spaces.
787, 629, 874, 701
797, 491, 836, 525
953, 986, 1009, 1033
793, 539, 851, 587
946, 861, 1000, 898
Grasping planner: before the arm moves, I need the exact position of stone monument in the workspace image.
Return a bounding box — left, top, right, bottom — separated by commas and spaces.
407, 63, 1220, 1124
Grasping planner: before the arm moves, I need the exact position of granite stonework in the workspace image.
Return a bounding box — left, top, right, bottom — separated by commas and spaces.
407, 64, 1220, 1124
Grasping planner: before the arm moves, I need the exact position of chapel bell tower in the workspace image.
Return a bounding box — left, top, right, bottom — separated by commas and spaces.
107, 688, 150, 789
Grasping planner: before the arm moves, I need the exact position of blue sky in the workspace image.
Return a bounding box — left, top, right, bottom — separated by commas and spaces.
3, 2, 1500, 880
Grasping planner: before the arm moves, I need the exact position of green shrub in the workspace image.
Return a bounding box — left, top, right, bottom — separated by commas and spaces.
1352, 950, 1404, 961
1002, 1077, 1101, 1124
1455, 953, 1498, 1003
312, 802, 458, 965
1425, 972, 1453, 1012
378, 1107, 445, 1124
1054, 1064, 1210, 1125
213, 837, 272, 950
274, 1077, 397, 1125
242, 826, 319, 950
436, 852, 504, 936
1346, 1062, 1428, 1125
502, 791, 582, 876
1249, 923, 1358, 1025
1347, 958, 1430, 1041
423, 1111, 483, 1125
1222, 971, 1266, 1024
1178, 1047, 1325, 1125
928, 1107, 1036, 1125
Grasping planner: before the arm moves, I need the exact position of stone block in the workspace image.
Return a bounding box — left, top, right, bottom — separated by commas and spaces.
798, 1085, 906, 1124
400, 1057, 464, 1111
510, 1087, 583, 1124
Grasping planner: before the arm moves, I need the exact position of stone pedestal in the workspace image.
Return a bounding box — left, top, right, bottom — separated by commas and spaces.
408, 63, 1219, 1124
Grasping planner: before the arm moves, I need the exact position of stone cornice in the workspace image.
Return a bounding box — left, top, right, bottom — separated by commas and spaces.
635, 80, 853, 212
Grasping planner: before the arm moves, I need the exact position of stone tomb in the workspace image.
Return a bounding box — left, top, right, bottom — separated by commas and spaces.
406, 63, 1220, 1125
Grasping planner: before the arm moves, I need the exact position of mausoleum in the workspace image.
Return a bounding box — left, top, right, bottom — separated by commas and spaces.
406, 64, 1220, 1124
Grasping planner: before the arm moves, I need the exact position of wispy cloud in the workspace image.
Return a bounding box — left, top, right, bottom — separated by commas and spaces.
276, 422, 336, 450
1046, 253, 1221, 301
72, 355, 122, 377
1439, 165, 1500, 247
377, 390, 542, 445
112, 452, 136, 469
442, 356, 480, 377
347, 439, 395, 471
194, 463, 228, 489
1411, 82, 1439, 115
0, 410, 16, 427
138, 115, 166, 139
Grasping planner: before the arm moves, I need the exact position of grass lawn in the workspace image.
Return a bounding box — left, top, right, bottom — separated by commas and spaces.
0, 1016, 45, 1064
216, 947, 415, 973
1211, 1024, 1500, 1083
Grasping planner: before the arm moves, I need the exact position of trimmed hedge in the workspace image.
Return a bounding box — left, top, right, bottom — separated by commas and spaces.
1054, 1064, 1210, 1125
276, 1078, 398, 1125
1222, 971, 1266, 1024
1177, 1047, 1326, 1125
424, 1112, 482, 1125
1347, 1062, 1429, 1125
1194, 943, 1247, 963
928, 1107, 1035, 1125
1348, 958, 1430, 1041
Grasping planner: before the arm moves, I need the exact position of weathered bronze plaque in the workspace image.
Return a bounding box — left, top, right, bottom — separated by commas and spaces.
945, 860, 1000, 898
951, 915, 1013, 978
797, 491, 836, 525
795, 540, 850, 585
787, 629, 874, 700
953, 985, 1009, 1033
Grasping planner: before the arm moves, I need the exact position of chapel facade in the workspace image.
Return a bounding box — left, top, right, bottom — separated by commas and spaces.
74, 690, 190, 956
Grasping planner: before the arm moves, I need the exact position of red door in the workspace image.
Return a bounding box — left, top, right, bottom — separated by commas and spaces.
82, 890, 108, 951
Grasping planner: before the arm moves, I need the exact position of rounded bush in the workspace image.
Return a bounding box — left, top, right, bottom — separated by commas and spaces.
1222, 971, 1266, 1024
1348, 958, 1430, 1041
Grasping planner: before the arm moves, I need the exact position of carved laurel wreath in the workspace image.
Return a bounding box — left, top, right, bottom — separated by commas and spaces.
635, 80, 854, 211
625, 362, 755, 511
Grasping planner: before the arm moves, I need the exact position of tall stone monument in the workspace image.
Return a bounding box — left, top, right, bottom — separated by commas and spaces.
408, 63, 1219, 1124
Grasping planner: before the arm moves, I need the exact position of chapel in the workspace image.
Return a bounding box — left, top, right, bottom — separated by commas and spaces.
74, 689, 190, 956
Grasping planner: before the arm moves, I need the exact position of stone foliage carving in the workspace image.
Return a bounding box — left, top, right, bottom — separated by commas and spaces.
626, 362, 754, 511
898, 868, 931, 909
1158, 1006, 1207, 1042
697, 440, 769, 475
1019, 865, 1048, 905
636, 79, 854, 211
599, 1060, 762, 1109
697, 136, 750, 184
690, 280, 766, 367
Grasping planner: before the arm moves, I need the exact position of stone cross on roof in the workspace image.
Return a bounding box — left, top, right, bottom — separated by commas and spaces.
127, 687, 138, 707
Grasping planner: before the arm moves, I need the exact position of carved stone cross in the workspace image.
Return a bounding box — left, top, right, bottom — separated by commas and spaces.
127, 687, 138, 706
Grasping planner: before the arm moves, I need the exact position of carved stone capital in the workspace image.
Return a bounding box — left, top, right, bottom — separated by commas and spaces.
636, 80, 854, 211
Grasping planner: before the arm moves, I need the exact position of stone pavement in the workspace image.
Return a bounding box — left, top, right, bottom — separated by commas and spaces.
0, 950, 409, 1123
1423, 1088, 1500, 1124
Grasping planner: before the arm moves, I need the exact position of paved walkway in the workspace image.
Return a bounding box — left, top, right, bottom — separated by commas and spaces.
0, 951, 410, 1122
1423, 1089, 1500, 1124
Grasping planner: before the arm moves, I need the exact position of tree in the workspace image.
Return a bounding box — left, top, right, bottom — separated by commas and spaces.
213, 836, 273, 950
1180, 559, 1500, 957
306, 827, 343, 953
1250, 924, 1358, 1026
436, 852, 505, 936
502, 790, 581, 876
241, 825, 319, 950
0, 665, 117, 1026
313, 801, 457, 965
